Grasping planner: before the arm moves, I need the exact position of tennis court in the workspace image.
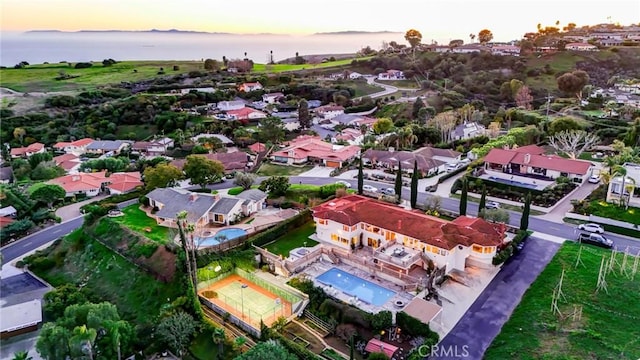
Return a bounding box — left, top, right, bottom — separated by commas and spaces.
200, 274, 292, 327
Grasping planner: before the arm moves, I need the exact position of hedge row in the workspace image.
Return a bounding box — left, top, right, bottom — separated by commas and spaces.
492, 230, 531, 265
396, 311, 439, 346
248, 209, 312, 247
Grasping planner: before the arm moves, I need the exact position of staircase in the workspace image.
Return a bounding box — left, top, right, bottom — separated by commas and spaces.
325, 249, 340, 264
302, 309, 333, 336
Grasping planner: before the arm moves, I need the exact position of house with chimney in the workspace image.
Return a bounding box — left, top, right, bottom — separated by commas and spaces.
271, 135, 361, 168
363, 147, 461, 176
131, 137, 174, 157
311, 195, 506, 274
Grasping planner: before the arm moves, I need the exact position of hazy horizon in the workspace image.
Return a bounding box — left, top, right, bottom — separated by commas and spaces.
2, 0, 639, 43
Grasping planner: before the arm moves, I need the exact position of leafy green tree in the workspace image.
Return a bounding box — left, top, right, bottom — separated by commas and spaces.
521, 192, 531, 231
43, 284, 88, 320
298, 99, 311, 129
369, 310, 392, 332
234, 339, 298, 360
258, 117, 285, 145
234, 172, 257, 190
204, 58, 220, 71
183, 155, 225, 190
156, 311, 198, 357
478, 185, 487, 214
358, 157, 364, 195
394, 161, 403, 200
459, 177, 468, 216
143, 163, 183, 190
547, 117, 581, 136
37, 323, 71, 360
372, 118, 394, 135
259, 176, 290, 196
212, 327, 226, 360
404, 29, 423, 48
410, 161, 418, 209
27, 152, 53, 170
557, 70, 590, 100
481, 208, 510, 223
30, 184, 66, 208
30, 161, 65, 181
412, 97, 425, 119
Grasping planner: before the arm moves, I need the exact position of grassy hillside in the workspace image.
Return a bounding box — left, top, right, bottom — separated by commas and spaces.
485, 242, 640, 360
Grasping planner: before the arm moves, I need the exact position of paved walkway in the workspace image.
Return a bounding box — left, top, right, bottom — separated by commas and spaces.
535, 181, 600, 223
54, 194, 108, 222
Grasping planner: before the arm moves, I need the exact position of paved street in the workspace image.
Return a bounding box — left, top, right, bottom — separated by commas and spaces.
428, 237, 562, 359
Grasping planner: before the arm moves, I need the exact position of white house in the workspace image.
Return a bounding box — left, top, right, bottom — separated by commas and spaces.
312, 195, 506, 273
52, 138, 94, 155
238, 82, 263, 92
377, 69, 405, 80
236, 189, 268, 216
262, 92, 285, 104
452, 122, 486, 141
607, 162, 640, 208
217, 100, 246, 111
226, 107, 268, 121
565, 42, 598, 51
314, 105, 345, 120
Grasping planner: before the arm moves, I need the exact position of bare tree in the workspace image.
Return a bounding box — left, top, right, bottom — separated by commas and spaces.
429, 111, 457, 143
515, 85, 533, 110
548, 130, 599, 159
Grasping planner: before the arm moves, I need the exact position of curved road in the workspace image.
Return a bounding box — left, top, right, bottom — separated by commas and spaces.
2, 176, 639, 264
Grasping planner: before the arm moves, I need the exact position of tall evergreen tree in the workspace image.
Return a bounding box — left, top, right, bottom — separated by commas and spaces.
395, 161, 403, 200
349, 334, 355, 360
410, 161, 419, 208
298, 99, 311, 129
357, 157, 364, 195
459, 177, 468, 216
478, 185, 487, 212
521, 192, 531, 231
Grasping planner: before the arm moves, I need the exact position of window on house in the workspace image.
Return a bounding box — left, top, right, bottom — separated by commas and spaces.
439, 249, 448, 256
484, 246, 494, 254
331, 234, 339, 242
318, 219, 328, 225
431, 246, 438, 254
472, 245, 483, 253
343, 225, 350, 231
351, 225, 357, 231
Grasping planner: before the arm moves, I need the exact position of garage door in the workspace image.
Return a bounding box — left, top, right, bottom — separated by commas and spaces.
325, 161, 340, 168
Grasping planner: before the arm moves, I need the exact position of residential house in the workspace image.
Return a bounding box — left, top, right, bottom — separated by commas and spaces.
330, 114, 376, 128
52, 138, 94, 155
607, 162, 640, 208
314, 105, 345, 120
377, 69, 405, 80
565, 42, 598, 51
363, 147, 461, 176
170, 151, 249, 173
226, 107, 267, 121
248, 142, 267, 154
0, 166, 13, 184
179, 87, 215, 94
312, 195, 506, 273
451, 44, 486, 54
146, 188, 244, 227
236, 189, 268, 216
10, 143, 45, 158
131, 137, 174, 156
490, 45, 521, 56
271, 135, 361, 168
282, 118, 300, 131
48, 171, 143, 197
332, 128, 364, 145
452, 122, 486, 141
598, 38, 623, 47
217, 100, 246, 111
483, 146, 593, 182
191, 134, 234, 146
53, 153, 82, 174
237, 82, 263, 92
262, 92, 285, 104
85, 140, 130, 155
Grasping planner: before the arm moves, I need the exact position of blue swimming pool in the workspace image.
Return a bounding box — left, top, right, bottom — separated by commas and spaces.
196, 228, 248, 247
488, 176, 539, 189
316, 268, 396, 306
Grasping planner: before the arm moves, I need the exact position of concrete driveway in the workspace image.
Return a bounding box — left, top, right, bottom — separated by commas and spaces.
298, 166, 335, 178
428, 237, 562, 359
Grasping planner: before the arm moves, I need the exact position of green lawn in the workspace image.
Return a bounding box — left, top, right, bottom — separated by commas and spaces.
588, 200, 640, 225
256, 163, 314, 176
264, 222, 318, 257
252, 57, 372, 73
375, 79, 419, 88
115, 124, 158, 141
485, 242, 640, 360
188, 329, 223, 360
111, 204, 171, 243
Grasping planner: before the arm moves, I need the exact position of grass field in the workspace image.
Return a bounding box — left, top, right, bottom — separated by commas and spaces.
201, 274, 291, 327
264, 221, 318, 257
111, 204, 171, 243
485, 242, 640, 360
256, 163, 314, 176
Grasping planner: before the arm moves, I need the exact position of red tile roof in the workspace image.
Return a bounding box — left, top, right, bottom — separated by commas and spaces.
226, 107, 265, 119
0, 216, 15, 228
53, 138, 94, 149
170, 152, 248, 172
484, 148, 591, 175
10, 143, 44, 157
248, 142, 266, 153
53, 153, 81, 171
272, 136, 360, 162
49, 171, 142, 193
106, 172, 143, 193
312, 195, 505, 250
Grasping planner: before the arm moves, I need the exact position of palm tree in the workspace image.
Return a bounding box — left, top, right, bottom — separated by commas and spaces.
611, 165, 634, 208
212, 327, 226, 359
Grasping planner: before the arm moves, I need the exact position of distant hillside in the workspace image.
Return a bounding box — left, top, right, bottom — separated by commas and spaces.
314, 30, 401, 35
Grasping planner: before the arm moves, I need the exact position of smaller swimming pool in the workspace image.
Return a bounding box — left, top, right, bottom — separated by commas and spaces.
196, 228, 248, 247
488, 176, 539, 189
316, 268, 396, 306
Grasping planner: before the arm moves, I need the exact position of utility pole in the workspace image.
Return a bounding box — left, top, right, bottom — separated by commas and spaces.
545, 91, 552, 121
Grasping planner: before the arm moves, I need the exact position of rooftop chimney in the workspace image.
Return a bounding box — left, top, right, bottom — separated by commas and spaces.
189, 193, 198, 202
524, 153, 531, 164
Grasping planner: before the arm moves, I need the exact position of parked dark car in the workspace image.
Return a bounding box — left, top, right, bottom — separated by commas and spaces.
578, 233, 613, 249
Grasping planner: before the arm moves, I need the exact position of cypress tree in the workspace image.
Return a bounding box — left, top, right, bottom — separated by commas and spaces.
521, 192, 531, 230
349, 334, 354, 360
411, 160, 419, 208
357, 157, 364, 195
478, 184, 487, 212
459, 177, 468, 216
395, 161, 403, 200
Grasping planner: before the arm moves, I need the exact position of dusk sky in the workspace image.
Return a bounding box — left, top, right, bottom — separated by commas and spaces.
2, 0, 639, 42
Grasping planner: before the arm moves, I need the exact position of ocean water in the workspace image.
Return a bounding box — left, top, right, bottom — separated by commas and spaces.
0, 31, 405, 66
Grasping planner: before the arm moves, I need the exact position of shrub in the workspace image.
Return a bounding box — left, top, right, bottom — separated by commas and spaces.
227, 187, 244, 196
74, 62, 93, 69
396, 311, 439, 346
369, 310, 392, 331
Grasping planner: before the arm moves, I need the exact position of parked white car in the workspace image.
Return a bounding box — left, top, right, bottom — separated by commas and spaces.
485, 201, 501, 210
578, 223, 605, 234
445, 163, 460, 172
363, 185, 378, 193
588, 175, 600, 184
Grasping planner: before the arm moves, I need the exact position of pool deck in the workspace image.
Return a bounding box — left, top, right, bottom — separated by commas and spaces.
301, 261, 415, 314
